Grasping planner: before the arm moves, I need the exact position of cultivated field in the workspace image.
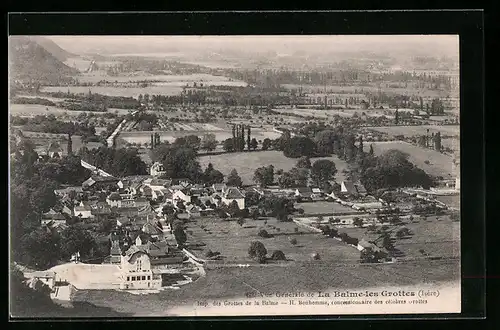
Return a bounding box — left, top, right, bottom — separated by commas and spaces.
40, 86, 183, 98
186, 217, 361, 263
369, 125, 460, 137
9, 103, 132, 118
76, 73, 248, 86
296, 201, 357, 215
362, 141, 454, 178
118, 127, 281, 146
282, 84, 450, 98
198, 151, 350, 185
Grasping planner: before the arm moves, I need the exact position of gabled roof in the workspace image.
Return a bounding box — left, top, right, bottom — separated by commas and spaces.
74, 204, 92, 212
48, 142, 62, 152
124, 245, 149, 261
108, 192, 122, 201
296, 187, 313, 195
223, 187, 245, 199
142, 222, 163, 235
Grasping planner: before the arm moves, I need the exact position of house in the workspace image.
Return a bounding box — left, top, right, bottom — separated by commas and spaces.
54, 186, 83, 197
221, 187, 245, 209
119, 246, 162, 290
82, 175, 120, 191
27, 271, 57, 290
147, 178, 172, 191
106, 192, 122, 207
171, 189, 192, 204
134, 197, 150, 208
150, 162, 166, 177
357, 239, 381, 252
142, 221, 164, 240
341, 181, 368, 197
47, 142, 63, 159
295, 187, 313, 199
186, 204, 201, 218
41, 209, 67, 226
211, 183, 227, 194
117, 179, 131, 191
140, 185, 153, 199
74, 202, 93, 219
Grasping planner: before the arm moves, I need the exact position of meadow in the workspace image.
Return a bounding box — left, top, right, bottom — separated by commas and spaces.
198, 150, 350, 185
341, 215, 460, 259
186, 216, 361, 264
10, 103, 132, 118
40, 86, 184, 98
362, 141, 454, 178
70, 257, 460, 316
295, 201, 356, 215
76, 73, 248, 86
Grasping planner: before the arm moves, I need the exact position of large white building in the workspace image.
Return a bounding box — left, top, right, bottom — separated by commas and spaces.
119, 245, 162, 290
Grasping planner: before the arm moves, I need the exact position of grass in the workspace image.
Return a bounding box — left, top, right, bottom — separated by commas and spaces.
198, 150, 350, 185
9, 103, 132, 118
186, 216, 360, 264
369, 125, 460, 137
40, 86, 183, 98
435, 195, 460, 209
362, 141, 454, 178
69, 257, 460, 316
339, 215, 460, 260
296, 201, 355, 215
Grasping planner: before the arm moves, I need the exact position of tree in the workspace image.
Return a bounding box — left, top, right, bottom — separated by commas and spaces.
314, 130, 336, 156
262, 138, 272, 150
296, 156, 312, 169
172, 221, 187, 247
248, 241, 267, 262
226, 169, 243, 187
250, 138, 258, 150
369, 144, 374, 156
201, 133, 217, 152
203, 163, 224, 185
228, 200, 241, 217
283, 136, 317, 158
19, 228, 60, 270
253, 165, 275, 187
59, 225, 96, 260
353, 218, 364, 228
310, 159, 337, 186
222, 138, 234, 152
271, 250, 286, 261
433, 131, 442, 151
394, 109, 399, 124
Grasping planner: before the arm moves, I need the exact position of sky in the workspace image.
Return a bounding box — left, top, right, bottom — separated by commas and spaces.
47, 35, 459, 57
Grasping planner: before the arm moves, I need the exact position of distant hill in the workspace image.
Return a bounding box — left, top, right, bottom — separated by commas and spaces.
28, 36, 76, 62
9, 36, 79, 84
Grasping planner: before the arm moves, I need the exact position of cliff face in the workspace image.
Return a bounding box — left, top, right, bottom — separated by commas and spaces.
9, 36, 79, 84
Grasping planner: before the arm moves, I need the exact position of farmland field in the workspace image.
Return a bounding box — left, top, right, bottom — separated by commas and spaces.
198, 151, 350, 184
282, 84, 450, 98
369, 125, 460, 137
362, 141, 454, 178
9, 103, 131, 118
186, 217, 362, 263
435, 195, 460, 209
76, 73, 248, 86
40, 86, 184, 98
118, 127, 281, 147
296, 201, 356, 215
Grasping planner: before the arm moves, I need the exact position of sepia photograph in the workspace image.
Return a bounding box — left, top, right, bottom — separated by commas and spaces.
9, 34, 462, 317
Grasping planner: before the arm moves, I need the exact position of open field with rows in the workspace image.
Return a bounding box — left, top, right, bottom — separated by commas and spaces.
362, 141, 454, 178
282, 83, 451, 98
76, 73, 248, 86
369, 125, 460, 137
186, 216, 362, 264
9, 103, 132, 118
295, 201, 357, 215
198, 150, 350, 185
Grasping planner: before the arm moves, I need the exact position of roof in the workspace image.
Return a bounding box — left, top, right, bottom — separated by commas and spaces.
74, 204, 92, 212
149, 179, 170, 187
48, 142, 62, 152
297, 187, 313, 195
358, 239, 380, 252
342, 181, 367, 195
108, 192, 122, 201
30, 271, 56, 278
223, 187, 245, 199
142, 222, 163, 235
54, 186, 83, 195
124, 245, 149, 261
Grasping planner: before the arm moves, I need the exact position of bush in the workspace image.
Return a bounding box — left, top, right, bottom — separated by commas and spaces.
289, 237, 298, 245
258, 229, 273, 238
294, 227, 299, 233
204, 249, 220, 258
311, 252, 321, 260
271, 250, 286, 261
248, 241, 267, 260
